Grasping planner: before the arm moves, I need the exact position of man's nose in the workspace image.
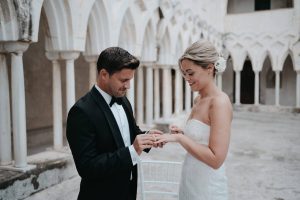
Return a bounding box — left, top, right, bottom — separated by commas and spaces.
124, 81, 130, 89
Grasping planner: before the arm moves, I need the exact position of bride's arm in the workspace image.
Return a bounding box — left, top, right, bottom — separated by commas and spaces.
156, 96, 232, 169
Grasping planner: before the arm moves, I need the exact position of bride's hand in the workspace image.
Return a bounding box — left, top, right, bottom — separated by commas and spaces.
169, 125, 184, 135
154, 134, 178, 144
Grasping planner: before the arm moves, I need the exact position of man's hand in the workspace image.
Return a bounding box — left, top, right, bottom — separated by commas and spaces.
133, 134, 156, 155
146, 129, 165, 148
146, 129, 163, 135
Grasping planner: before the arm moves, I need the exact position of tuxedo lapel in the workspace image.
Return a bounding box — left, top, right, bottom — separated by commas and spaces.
90, 87, 125, 148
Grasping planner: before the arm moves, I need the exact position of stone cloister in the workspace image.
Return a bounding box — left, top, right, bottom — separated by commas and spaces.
0, 0, 300, 191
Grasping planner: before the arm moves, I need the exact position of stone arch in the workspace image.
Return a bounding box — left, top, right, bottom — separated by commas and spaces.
22, 8, 54, 149
241, 56, 255, 104
42, 0, 94, 51
260, 55, 274, 105
43, 0, 71, 50
173, 34, 183, 113
141, 19, 156, 61
85, 0, 110, 55
118, 8, 136, 54
281, 54, 296, 106
0, 0, 19, 40
223, 55, 234, 103
137, 19, 156, 123
158, 27, 171, 64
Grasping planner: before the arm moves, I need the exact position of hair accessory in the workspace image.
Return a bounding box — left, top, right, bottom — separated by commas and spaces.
214, 57, 226, 73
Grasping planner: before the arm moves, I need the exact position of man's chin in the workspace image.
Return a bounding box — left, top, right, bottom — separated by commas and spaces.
117, 91, 127, 97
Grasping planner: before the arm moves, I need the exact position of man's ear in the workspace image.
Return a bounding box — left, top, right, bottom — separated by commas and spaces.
99, 69, 109, 80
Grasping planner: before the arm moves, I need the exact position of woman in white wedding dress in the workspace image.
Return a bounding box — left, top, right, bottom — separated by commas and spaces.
155, 40, 232, 200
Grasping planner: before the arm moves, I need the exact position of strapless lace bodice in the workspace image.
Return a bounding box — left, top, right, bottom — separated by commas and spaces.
184, 119, 210, 145
179, 119, 228, 200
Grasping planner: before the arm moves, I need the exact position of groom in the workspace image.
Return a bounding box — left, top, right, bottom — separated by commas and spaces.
67, 47, 161, 200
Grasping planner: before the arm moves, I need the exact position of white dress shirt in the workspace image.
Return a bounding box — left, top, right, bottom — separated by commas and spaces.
95, 85, 140, 166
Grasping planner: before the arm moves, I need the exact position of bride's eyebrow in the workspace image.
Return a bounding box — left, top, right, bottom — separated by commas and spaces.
181, 68, 193, 73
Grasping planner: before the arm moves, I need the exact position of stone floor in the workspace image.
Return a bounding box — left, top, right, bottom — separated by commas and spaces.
24, 109, 300, 200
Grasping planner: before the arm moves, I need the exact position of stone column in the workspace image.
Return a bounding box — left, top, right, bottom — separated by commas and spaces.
174, 68, 183, 115
0, 53, 12, 165
185, 82, 191, 112
136, 66, 144, 124
162, 65, 172, 119
145, 64, 154, 126
84, 55, 98, 89
61, 52, 80, 113
154, 66, 160, 120
254, 71, 260, 105
297, 71, 300, 108
235, 70, 241, 105
46, 52, 63, 150
127, 78, 135, 115
5, 42, 34, 170
275, 70, 280, 106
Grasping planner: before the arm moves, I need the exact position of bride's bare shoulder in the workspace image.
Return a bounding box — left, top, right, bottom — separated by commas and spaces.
210, 92, 232, 110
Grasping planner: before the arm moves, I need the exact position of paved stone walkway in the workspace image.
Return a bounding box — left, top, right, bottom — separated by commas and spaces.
25, 110, 300, 200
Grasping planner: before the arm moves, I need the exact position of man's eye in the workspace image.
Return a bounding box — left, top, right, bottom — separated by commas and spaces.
188, 73, 194, 76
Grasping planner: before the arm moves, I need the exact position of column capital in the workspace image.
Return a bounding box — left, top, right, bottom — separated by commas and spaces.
171, 65, 179, 70
156, 64, 174, 69
84, 55, 98, 63
140, 61, 155, 67
3, 42, 29, 54
46, 51, 81, 61
60, 51, 80, 60
45, 52, 60, 61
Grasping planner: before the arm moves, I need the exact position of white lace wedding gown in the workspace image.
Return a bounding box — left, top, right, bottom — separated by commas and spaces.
179, 119, 228, 200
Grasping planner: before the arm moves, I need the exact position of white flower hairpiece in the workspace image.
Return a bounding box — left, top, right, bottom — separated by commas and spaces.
214, 57, 226, 73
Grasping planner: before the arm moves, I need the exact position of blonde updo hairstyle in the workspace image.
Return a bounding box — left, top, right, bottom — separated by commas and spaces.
178, 40, 219, 76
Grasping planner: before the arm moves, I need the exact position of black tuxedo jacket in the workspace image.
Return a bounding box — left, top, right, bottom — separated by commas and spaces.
67, 86, 144, 200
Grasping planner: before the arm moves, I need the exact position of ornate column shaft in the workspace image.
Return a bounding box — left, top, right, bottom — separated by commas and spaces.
127, 78, 135, 114
162, 66, 172, 119
61, 52, 80, 113
154, 67, 160, 120
185, 82, 191, 112
275, 70, 280, 106
46, 52, 63, 150
5, 42, 33, 169
145, 64, 154, 125
174, 68, 183, 115
254, 71, 260, 105
0, 53, 12, 165
235, 70, 241, 105
136, 66, 144, 124
84, 55, 98, 89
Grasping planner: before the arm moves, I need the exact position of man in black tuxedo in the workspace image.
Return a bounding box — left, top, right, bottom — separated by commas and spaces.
67, 47, 162, 200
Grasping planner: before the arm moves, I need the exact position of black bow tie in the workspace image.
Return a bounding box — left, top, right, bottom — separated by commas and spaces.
109, 96, 123, 107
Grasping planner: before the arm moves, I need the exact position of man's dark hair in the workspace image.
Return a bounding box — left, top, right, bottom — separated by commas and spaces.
97, 47, 140, 75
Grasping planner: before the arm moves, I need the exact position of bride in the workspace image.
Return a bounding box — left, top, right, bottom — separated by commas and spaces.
155, 40, 232, 200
